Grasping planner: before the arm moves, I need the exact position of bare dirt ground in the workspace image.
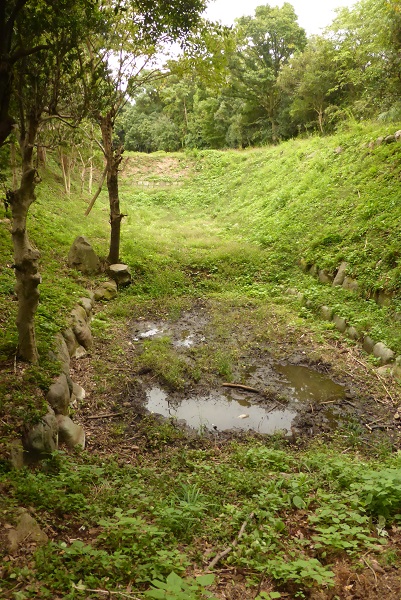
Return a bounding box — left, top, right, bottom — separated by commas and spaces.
73, 298, 401, 457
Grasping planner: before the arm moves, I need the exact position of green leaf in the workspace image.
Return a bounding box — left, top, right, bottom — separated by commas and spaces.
293, 495, 305, 509
196, 574, 215, 586
166, 571, 184, 591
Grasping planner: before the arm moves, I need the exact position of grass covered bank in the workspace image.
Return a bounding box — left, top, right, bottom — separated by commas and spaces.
0, 120, 401, 598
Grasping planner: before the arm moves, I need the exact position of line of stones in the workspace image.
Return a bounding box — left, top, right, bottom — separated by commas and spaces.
286, 260, 401, 378
10, 280, 120, 467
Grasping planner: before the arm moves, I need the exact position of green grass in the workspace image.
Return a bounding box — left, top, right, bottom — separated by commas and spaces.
1, 437, 400, 598
1, 120, 401, 598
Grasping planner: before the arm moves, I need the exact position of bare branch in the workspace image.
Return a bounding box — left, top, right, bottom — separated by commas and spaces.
85, 164, 107, 216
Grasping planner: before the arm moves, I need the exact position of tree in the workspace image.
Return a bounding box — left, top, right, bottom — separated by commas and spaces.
6, 0, 96, 362
85, 0, 207, 264
278, 36, 340, 133
229, 3, 306, 142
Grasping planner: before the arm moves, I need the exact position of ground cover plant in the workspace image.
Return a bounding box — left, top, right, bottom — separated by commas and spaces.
1, 120, 401, 598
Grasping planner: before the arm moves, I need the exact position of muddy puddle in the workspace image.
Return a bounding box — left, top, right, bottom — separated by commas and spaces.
134, 308, 348, 436
144, 364, 346, 435
276, 364, 346, 404
146, 386, 296, 435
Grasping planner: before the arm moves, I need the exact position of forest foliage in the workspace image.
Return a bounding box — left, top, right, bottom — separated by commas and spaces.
118, 0, 401, 151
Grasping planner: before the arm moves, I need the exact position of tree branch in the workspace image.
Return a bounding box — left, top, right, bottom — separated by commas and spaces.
85, 164, 107, 216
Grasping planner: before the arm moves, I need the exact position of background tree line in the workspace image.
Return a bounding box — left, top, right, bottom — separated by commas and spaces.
118, 0, 401, 152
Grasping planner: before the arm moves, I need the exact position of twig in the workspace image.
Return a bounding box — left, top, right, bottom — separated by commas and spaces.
71, 583, 140, 598
375, 370, 396, 405
207, 512, 255, 570
362, 557, 378, 584
347, 350, 396, 404
222, 383, 260, 393
86, 412, 123, 420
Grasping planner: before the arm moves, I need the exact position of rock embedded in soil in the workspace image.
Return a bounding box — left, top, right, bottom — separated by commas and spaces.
94, 280, 118, 301
333, 314, 347, 333
57, 415, 85, 449
363, 336, 376, 354
320, 305, 333, 321
7, 509, 49, 553
46, 373, 71, 415
71, 305, 93, 349
333, 261, 348, 286
107, 263, 132, 287
22, 410, 58, 453
67, 236, 100, 274
62, 327, 80, 358
373, 342, 395, 365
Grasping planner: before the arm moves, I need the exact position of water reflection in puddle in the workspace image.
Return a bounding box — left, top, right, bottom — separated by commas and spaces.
276, 364, 345, 404
146, 387, 296, 434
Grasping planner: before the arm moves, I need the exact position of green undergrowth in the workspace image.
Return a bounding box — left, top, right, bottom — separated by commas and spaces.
1, 122, 401, 597
1, 435, 401, 598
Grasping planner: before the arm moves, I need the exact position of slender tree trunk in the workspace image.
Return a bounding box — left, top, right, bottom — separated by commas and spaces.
9, 117, 41, 363
10, 141, 18, 190
60, 149, 71, 195
99, 111, 124, 264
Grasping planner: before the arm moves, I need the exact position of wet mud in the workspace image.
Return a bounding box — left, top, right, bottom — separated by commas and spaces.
128, 303, 362, 438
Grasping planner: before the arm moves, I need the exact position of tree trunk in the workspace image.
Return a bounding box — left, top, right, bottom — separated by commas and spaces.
9, 118, 41, 363
10, 141, 18, 190
99, 112, 124, 265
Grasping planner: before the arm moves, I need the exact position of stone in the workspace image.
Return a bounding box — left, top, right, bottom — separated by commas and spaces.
47, 373, 71, 415
71, 304, 88, 323
107, 264, 132, 287
374, 289, 393, 307
309, 264, 318, 276
334, 146, 343, 154
320, 305, 333, 321
333, 314, 347, 333
377, 365, 392, 378
94, 280, 118, 301
78, 296, 93, 317
305, 299, 313, 309
72, 382, 86, 401
7, 509, 48, 553
346, 326, 360, 341
333, 261, 348, 286
51, 333, 70, 376
318, 269, 333, 284
62, 327, 80, 358
286, 287, 298, 296
373, 342, 395, 365
342, 276, 359, 292
70, 306, 93, 349
67, 236, 100, 274
296, 292, 305, 303
74, 345, 87, 359
384, 134, 396, 144
363, 336, 375, 354
392, 356, 401, 379
56, 415, 85, 449
375, 136, 384, 146
9, 440, 25, 469
22, 411, 58, 453
395, 130, 401, 141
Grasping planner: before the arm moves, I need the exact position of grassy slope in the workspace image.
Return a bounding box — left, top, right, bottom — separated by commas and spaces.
1, 121, 401, 598
117, 121, 401, 352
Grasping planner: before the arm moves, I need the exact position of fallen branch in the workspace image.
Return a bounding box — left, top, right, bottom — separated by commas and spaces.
84, 164, 107, 216
86, 412, 123, 420
222, 383, 260, 394
71, 583, 140, 598
207, 512, 255, 570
